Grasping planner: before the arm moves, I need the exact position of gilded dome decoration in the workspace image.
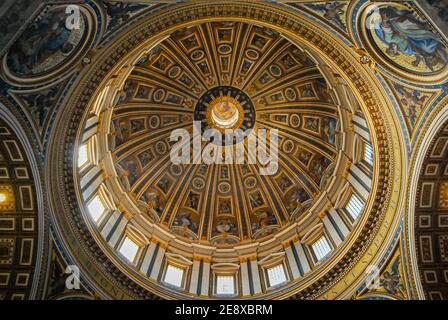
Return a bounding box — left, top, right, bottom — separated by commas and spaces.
93, 21, 353, 251
51, 4, 400, 299
413, 121, 448, 299
4, 0, 448, 302
209, 96, 242, 130
195, 86, 255, 140
0, 115, 42, 300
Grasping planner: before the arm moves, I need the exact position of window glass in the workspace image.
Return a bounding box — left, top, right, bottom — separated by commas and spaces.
78, 144, 89, 167
87, 195, 106, 222
119, 237, 139, 263
346, 193, 364, 220
267, 264, 287, 287
216, 275, 235, 295
164, 265, 184, 287
364, 143, 373, 166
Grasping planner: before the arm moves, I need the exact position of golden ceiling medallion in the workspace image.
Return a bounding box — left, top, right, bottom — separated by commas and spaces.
206, 95, 244, 132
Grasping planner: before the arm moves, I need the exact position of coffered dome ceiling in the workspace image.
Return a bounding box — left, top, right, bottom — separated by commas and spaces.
109, 21, 341, 246
2, 0, 448, 302
42, 1, 408, 300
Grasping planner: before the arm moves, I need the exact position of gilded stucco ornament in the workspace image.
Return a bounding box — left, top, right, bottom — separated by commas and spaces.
355, 48, 376, 70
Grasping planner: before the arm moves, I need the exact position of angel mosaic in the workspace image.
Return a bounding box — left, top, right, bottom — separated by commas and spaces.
379, 255, 406, 297
394, 85, 427, 127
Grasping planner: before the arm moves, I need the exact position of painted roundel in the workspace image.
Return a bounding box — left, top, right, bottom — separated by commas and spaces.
361, 3, 448, 80
2, 5, 96, 85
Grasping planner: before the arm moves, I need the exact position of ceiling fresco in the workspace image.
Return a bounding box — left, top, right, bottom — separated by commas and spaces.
0, 0, 446, 301
108, 22, 341, 246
